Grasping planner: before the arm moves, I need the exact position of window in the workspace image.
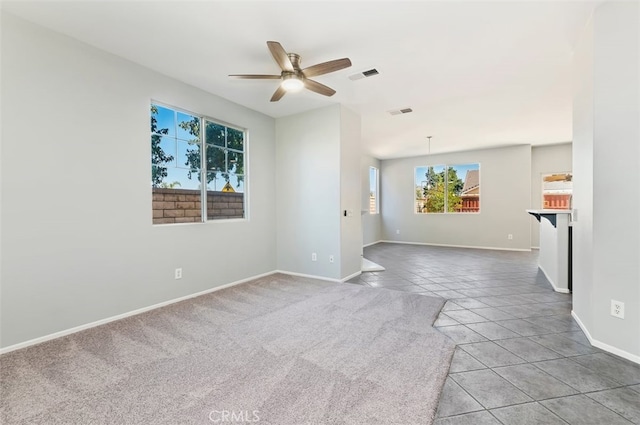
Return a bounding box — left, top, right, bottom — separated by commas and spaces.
369, 166, 379, 214
151, 103, 246, 224
542, 173, 572, 209
415, 163, 480, 213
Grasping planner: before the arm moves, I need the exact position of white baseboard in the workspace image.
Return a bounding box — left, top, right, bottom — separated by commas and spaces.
341, 270, 362, 282
0, 270, 277, 355
572, 311, 640, 365
538, 265, 570, 294
362, 257, 385, 272
363, 240, 382, 248
531, 246, 540, 250
275, 270, 341, 283
276, 269, 361, 283
380, 240, 531, 252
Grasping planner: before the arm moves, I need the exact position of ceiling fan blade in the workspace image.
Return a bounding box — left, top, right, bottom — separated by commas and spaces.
228, 74, 281, 79
270, 85, 286, 102
302, 58, 352, 78
267, 41, 294, 72
304, 79, 336, 97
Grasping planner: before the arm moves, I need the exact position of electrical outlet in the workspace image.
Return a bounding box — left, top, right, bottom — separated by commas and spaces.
329, 255, 334, 263
311, 253, 317, 262
174, 268, 182, 280
508, 234, 513, 240
396, 229, 400, 235
611, 300, 625, 319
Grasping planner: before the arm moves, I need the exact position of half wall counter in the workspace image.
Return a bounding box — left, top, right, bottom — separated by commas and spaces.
526, 209, 573, 293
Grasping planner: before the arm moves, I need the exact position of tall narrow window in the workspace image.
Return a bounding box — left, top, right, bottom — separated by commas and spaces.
369, 166, 379, 214
151, 103, 246, 224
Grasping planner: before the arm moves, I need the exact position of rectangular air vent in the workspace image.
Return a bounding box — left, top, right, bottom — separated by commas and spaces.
362, 69, 379, 77
388, 108, 413, 116
348, 68, 380, 81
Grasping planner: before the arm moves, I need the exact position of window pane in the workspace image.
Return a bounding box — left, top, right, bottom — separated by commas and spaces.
227, 174, 245, 193
176, 112, 199, 142
177, 140, 200, 170
151, 135, 175, 167
151, 105, 175, 137
157, 136, 176, 166
452, 164, 480, 213
369, 167, 378, 214
416, 165, 445, 213
164, 167, 200, 190
446, 166, 463, 212
227, 151, 243, 175
207, 192, 244, 220
204, 145, 226, 173
152, 172, 201, 224
207, 174, 244, 220
205, 171, 224, 191
151, 135, 176, 187
205, 121, 226, 147
151, 165, 168, 188
227, 127, 244, 151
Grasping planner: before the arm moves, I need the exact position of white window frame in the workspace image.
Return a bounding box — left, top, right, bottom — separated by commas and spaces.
151, 101, 248, 224
369, 166, 380, 214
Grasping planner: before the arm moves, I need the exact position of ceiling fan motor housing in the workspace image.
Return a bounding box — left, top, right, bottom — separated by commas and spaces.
287, 53, 302, 70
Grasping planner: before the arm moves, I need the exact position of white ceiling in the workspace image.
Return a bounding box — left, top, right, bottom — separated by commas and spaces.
2, 0, 596, 159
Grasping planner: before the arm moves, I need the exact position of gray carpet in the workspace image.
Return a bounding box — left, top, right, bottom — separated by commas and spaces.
0, 273, 454, 424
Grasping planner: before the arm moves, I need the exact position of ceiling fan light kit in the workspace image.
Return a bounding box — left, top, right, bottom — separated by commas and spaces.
281, 74, 304, 92
229, 41, 352, 102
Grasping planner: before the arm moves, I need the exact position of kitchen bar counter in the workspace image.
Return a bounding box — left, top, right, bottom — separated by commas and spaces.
526, 209, 572, 293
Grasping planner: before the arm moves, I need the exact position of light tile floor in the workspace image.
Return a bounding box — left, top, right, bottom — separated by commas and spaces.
347, 243, 640, 425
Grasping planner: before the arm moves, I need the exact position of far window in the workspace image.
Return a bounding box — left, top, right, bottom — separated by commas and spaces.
369, 166, 379, 214
415, 163, 480, 213
542, 173, 572, 210
151, 103, 246, 224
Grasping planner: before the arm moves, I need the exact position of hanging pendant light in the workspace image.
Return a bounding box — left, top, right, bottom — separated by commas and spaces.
426, 136, 433, 190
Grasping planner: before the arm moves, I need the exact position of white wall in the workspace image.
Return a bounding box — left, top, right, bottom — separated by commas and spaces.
275, 105, 362, 281
380, 145, 532, 250
339, 106, 363, 279
573, 1, 640, 362
275, 106, 342, 280
0, 14, 277, 348
361, 155, 382, 246
530, 143, 573, 247
591, 0, 639, 359
572, 8, 595, 344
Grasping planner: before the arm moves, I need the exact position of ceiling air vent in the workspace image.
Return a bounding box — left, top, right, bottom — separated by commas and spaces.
388, 108, 413, 116
362, 69, 379, 77
348, 68, 380, 81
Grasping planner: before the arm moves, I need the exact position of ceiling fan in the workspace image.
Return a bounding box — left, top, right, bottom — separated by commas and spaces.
229, 41, 352, 102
